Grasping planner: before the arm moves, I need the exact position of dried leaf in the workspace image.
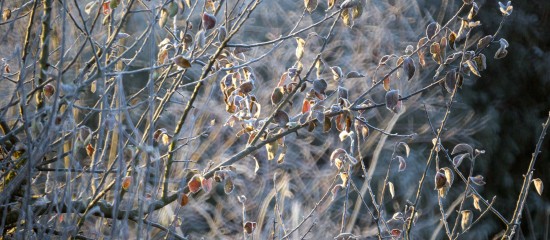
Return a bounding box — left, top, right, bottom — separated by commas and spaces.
295, 37, 306, 60
159, 8, 169, 28
122, 176, 132, 191
340, 172, 349, 186
472, 194, 481, 211
313, 79, 327, 94
442, 167, 454, 187
398, 142, 410, 158
477, 35, 493, 50
265, 141, 278, 160
390, 229, 402, 238
426, 22, 440, 40
383, 75, 391, 91
468, 2, 479, 19
271, 87, 285, 105
341, 8, 353, 28
474, 54, 487, 71
273, 110, 290, 127
173, 55, 192, 68
43, 84, 55, 98
224, 178, 234, 194
435, 171, 447, 190
444, 69, 457, 93
385, 90, 400, 113
304, 0, 318, 12
201, 177, 213, 193
331, 66, 343, 81
397, 156, 406, 172
86, 143, 95, 157
533, 178, 544, 196
452, 143, 474, 156
402, 57, 415, 80
352, 4, 363, 19
470, 175, 486, 186
340, 0, 360, 9
244, 221, 257, 234
188, 175, 202, 193
218, 25, 227, 42
202, 12, 216, 30
180, 193, 189, 206
430, 42, 442, 64
323, 116, 332, 132
331, 184, 343, 201
453, 153, 469, 167
461, 210, 473, 231
388, 181, 395, 199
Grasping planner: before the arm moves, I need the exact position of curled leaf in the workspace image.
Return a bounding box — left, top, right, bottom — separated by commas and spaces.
452, 143, 474, 156
397, 156, 406, 172
295, 37, 306, 60
453, 153, 470, 167
173, 55, 192, 68
202, 12, 216, 30
435, 171, 447, 190
346, 71, 365, 78
304, 0, 318, 12
442, 167, 454, 187
470, 175, 486, 186
472, 194, 481, 211
224, 178, 234, 194
426, 22, 440, 40
461, 210, 473, 231
180, 193, 189, 206
533, 178, 543, 196
244, 221, 257, 234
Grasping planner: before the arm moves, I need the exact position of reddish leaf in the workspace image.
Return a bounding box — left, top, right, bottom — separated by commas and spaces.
188, 175, 202, 193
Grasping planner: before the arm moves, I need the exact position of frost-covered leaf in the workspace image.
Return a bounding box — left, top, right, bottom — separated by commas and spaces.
426, 22, 440, 40
452, 143, 474, 156
402, 57, 415, 81
435, 171, 447, 190
304, 0, 318, 13
453, 153, 469, 167
385, 90, 400, 113
470, 175, 486, 186
397, 156, 406, 172
346, 71, 365, 79
295, 37, 306, 60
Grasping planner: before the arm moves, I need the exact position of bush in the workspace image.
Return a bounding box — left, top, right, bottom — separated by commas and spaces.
0, 0, 547, 239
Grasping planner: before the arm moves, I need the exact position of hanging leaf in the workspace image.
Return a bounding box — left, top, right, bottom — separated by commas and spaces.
166, 2, 178, 17
323, 116, 332, 132
461, 210, 473, 231
468, 2, 479, 19
273, 110, 290, 127
442, 167, 454, 187
474, 54, 487, 71
305, 0, 318, 12
477, 35, 493, 50
435, 171, 447, 190
390, 229, 402, 238
383, 75, 391, 91
448, 31, 457, 50
388, 182, 395, 199
271, 87, 285, 105
397, 156, 406, 172
341, 8, 353, 28
122, 176, 132, 191
180, 193, 189, 206
224, 178, 234, 194
533, 178, 544, 196
430, 42, 442, 64
352, 3, 363, 19
173, 55, 192, 68
265, 141, 278, 160
425, 22, 440, 40
159, 8, 169, 28
202, 12, 217, 30
328, 0, 337, 9
398, 142, 410, 158
472, 194, 481, 211
445, 52, 463, 65
313, 79, 327, 94
188, 175, 202, 193
417, 37, 428, 67
402, 57, 415, 80
244, 221, 257, 234
201, 177, 213, 193
86, 143, 95, 157
444, 69, 457, 93
385, 90, 400, 113
295, 37, 306, 60
331, 66, 343, 81
218, 25, 227, 42
340, 172, 349, 186
498, 1, 513, 16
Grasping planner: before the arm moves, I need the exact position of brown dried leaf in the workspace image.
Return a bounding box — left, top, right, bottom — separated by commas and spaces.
188, 175, 202, 193
403, 57, 415, 80
385, 90, 400, 113
173, 55, 192, 68
461, 210, 473, 231
533, 178, 544, 196
426, 22, 440, 40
